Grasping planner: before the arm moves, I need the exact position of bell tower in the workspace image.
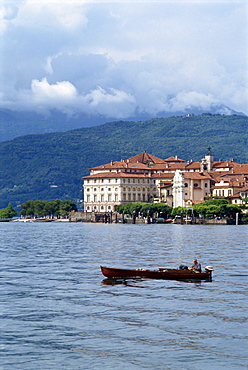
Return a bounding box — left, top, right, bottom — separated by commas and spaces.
201, 147, 214, 172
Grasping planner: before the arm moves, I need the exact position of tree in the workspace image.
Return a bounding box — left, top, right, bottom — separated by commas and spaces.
171, 206, 186, 216
243, 197, 248, 204
21, 200, 35, 216
34, 200, 45, 216
155, 203, 173, 218
59, 200, 77, 215
0, 203, 17, 219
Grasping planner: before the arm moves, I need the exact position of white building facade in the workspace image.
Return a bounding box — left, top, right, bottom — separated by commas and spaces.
83, 151, 248, 212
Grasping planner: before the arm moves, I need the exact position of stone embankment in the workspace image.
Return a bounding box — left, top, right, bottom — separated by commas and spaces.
68, 212, 239, 224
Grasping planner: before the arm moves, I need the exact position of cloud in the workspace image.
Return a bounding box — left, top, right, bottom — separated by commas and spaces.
16, 78, 136, 117
1, 0, 247, 118
31, 78, 77, 100
83, 86, 136, 117
169, 91, 218, 112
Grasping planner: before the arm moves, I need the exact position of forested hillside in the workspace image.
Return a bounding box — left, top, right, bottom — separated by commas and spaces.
0, 114, 247, 208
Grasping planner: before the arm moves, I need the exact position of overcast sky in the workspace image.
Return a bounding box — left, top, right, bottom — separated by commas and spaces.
1, 0, 247, 119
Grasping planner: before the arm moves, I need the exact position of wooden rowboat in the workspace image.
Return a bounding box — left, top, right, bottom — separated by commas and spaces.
100, 266, 212, 281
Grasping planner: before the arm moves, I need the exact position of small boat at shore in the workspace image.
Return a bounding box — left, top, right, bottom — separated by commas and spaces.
100, 266, 213, 281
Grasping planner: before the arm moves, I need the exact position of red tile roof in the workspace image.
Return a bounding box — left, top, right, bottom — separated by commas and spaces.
183, 172, 212, 180
164, 156, 185, 163
128, 152, 164, 164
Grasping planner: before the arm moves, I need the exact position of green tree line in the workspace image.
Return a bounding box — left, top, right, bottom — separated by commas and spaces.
172, 199, 246, 219
116, 202, 172, 218
115, 198, 247, 221
20, 199, 77, 217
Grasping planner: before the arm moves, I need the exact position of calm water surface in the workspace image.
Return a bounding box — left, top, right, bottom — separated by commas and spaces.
1, 222, 248, 369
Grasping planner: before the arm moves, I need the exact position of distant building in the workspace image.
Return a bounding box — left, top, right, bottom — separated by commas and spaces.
83, 151, 248, 212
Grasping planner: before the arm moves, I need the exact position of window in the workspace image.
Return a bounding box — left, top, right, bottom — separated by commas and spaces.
101, 194, 104, 202
94, 195, 97, 202
108, 194, 112, 201
108, 188, 111, 192
108, 179, 111, 183
101, 188, 104, 191
87, 195, 90, 202
94, 188, 97, 192
185, 183, 188, 188
87, 188, 90, 192
205, 183, 208, 188
194, 183, 198, 188
128, 179, 130, 183
115, 194, 118, 201
128, 193, 131, 201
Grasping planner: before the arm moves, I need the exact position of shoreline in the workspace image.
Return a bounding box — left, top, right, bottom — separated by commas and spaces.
2, 218, 247, 225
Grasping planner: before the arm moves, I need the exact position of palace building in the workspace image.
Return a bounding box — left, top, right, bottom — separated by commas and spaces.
83, 151, 248, 212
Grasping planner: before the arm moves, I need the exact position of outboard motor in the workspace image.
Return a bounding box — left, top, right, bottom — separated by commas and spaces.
205, 266, 214, 272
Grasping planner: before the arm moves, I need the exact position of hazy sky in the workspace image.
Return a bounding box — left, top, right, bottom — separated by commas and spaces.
1, 0, 247, 118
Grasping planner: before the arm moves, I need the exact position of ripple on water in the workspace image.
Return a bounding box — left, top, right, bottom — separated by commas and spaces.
1, 222, 247, 369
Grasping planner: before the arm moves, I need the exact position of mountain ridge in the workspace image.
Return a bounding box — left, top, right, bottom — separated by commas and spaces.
0, 105, 246, 142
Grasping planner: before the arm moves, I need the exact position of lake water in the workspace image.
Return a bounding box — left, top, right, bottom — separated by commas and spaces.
1, 222, 247, 369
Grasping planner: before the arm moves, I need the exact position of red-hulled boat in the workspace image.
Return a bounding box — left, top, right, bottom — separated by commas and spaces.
100, 266, 213, 281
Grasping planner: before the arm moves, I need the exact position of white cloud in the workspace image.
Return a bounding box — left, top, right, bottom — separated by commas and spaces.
31, 78, 77, 101
1, 0, 247, 118
83, 86, 136, 117
11, 0, 88, 30
169, 91, 218, 112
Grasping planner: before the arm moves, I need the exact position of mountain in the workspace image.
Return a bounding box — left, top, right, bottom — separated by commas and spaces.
0, 105, 245, 142
0, 114, 247, 209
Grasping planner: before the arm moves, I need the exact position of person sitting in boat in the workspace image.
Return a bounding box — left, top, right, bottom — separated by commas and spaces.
189, 259, 201, 272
